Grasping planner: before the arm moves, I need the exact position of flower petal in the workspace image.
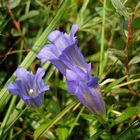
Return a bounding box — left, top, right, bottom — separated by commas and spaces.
48, 30, 61, 43
60, 44, 88, 72
34, 68, 45, 83
66, 80, 78, 94
48, 30, 70, 51
73, 82, 105, 115
6, 80, 21, 95
39, 86, 50, 93
34, 68, 45, 90
66, 67, 87, 81
24, 93, 44, 108
16, 67, 30, 82
74, 84, 88, 108
51, 59, 68, 76
37, 44, 68, 75
70, 24, 79, 41
66, 69, 78, 81
7, 80, 32, 99
34, 67, 49, 94
37, 44, 60, 64
87, 77, 100, 87
88, 86, 105, 115
16, 67, 35, 92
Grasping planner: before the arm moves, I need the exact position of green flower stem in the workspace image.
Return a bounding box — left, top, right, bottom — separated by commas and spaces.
99, 120, 114, 140
68, 106, 85, 136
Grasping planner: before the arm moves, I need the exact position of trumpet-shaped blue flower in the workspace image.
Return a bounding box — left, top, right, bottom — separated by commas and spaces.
7, 67, 49, 108
37, 24, 105, 116
37, 24, 88, 75
66, 67, 105, 116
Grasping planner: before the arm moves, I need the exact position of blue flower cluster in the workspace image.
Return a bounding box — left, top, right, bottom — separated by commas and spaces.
7, 24, 105, 116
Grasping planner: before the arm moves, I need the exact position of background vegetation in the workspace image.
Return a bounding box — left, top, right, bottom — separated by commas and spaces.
0, 0, 140, 139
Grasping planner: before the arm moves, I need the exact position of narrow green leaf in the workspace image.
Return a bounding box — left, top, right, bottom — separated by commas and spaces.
129, 56, 140, 65
19, 10, 39, 21
108, 48, 125, 62
115, 119, 140, 140
111, 0, 129, 19
8, 0, 21, 9
115, 106, 140, 124
104, 76, 126, 93
112, 78, 140, 89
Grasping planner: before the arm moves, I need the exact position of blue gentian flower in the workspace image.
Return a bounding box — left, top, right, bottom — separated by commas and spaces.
7, 67, 49, 108
66, 67, 105, 116
37, 24, 105, 116
37, 24, 88, 75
